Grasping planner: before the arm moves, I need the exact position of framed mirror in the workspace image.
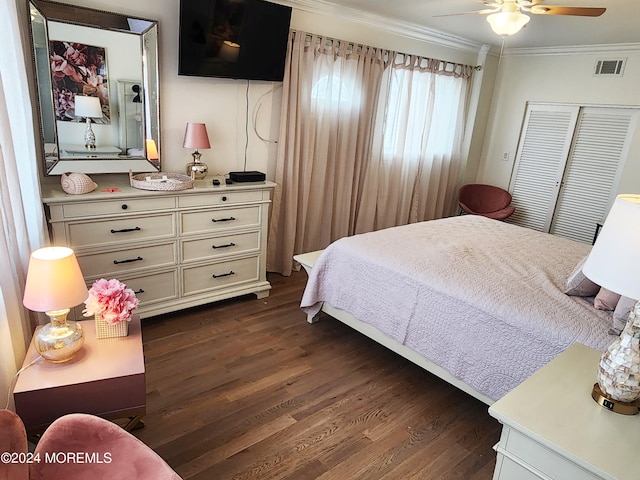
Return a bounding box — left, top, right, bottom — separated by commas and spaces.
28, 0, 161, 175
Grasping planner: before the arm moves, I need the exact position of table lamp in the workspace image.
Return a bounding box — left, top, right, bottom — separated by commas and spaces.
183, 122, 211, 179
22, 246, 89, 363
74, 95, 102, 149
583, 194, 640, 414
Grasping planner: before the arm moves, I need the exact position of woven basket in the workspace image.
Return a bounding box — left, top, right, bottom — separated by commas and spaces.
95, 313, 129, 339
130, 171, 194, 191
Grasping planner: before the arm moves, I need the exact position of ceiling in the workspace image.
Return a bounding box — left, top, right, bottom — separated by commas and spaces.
301, 0, 640, 50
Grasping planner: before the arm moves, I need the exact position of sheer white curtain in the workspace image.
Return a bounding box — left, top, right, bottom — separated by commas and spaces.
355, 56, 473, 231
267, 31, 473, 275
0, 0, 47, 408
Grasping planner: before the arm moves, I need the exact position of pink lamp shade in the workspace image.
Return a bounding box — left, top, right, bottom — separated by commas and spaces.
183, 122, 211, 150
146, 138, 159, 161
23, 246, 89, 312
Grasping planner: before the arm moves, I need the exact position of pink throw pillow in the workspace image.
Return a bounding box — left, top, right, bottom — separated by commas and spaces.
594, 287, 621, 311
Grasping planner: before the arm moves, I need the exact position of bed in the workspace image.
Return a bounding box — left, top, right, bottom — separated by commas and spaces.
294, 215, 615, 404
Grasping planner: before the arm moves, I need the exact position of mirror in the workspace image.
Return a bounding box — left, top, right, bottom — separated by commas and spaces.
28, 0, 161, 175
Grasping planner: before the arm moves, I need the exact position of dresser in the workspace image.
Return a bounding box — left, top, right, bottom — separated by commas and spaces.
489, 343, 640, 480
41, 176, 275, 319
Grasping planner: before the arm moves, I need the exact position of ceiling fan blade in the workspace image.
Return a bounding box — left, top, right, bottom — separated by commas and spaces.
434, 8, 501, 17
530, 5, 606, 17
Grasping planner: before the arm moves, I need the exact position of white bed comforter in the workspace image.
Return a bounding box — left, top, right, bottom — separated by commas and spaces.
300, 215, 614, 401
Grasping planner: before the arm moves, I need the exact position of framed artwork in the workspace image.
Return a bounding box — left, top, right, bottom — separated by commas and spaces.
49, 40, 111, 124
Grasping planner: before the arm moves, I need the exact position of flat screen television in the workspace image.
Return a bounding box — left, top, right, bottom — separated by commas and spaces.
178, 0, 292, 81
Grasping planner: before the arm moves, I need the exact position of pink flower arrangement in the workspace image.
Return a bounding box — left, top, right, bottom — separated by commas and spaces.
83, 278, 138, 324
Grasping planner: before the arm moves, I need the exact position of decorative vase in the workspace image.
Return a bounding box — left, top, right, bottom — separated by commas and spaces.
95, 313, 129, 339
597, 301, 640, 403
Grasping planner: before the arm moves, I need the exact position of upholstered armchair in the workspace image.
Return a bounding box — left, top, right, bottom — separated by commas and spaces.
458, 183, 516, 221
0, 409, 181, 479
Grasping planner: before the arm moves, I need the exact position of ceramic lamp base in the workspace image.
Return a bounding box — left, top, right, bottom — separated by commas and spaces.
591, 383, 640, 415
34, 310, 84, 363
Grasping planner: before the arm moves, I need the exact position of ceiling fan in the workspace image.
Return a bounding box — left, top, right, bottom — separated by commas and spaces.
438, 0, 606, 37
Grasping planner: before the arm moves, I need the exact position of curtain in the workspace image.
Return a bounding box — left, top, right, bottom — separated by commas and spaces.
0, 0, 47, 409
267, 31, 388, 275
267, 30, 473, 276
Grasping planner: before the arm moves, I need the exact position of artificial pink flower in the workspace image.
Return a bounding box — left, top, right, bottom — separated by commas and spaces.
83, 278, 138, 324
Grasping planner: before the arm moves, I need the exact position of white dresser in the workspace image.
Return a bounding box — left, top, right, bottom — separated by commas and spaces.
42, 177, 275, 319
489, 343, 640, 480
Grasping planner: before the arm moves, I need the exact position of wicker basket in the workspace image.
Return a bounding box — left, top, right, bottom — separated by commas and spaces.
129, 171, 194, 191
95, 313, 129, 339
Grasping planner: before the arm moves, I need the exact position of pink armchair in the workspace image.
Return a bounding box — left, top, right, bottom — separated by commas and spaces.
458, 183, 516, 221
0, 409, 181, 480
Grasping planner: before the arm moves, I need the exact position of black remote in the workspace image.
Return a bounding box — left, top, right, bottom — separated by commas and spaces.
212, 179, 220, 185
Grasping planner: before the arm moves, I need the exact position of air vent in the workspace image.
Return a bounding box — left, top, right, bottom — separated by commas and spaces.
594, 58, 626, 76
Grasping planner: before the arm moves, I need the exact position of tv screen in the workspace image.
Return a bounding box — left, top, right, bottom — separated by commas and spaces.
179, 0, 292, 81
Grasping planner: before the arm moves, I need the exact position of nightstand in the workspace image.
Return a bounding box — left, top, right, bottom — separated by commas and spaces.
13, 315, 145, 435
489, 343, 640, 480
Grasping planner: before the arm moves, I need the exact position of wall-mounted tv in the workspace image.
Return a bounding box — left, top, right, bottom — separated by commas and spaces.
178, 0, 292, 82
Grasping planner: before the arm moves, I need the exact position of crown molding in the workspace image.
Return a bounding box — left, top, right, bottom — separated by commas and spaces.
504, 42, 640, 57
277, 0, 485, 54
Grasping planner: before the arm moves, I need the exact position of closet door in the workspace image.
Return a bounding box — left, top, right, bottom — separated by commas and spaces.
508, 104, 579, 232
549, 107, 637, 243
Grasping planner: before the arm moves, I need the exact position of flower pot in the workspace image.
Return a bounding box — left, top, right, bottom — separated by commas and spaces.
95, 313, 129, 339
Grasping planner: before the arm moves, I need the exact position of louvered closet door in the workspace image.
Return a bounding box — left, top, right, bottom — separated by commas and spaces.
549, 107, 637, 243
508, 104, 579, 232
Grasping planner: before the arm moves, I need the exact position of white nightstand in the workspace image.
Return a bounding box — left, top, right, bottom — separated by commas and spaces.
489, 343, 640, 480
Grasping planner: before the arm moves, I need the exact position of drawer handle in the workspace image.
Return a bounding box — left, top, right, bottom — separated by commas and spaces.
212, 270, 235, 279
113, 256, 143, 265
110, 226, 141, 233
212, 242, 236, 249
133, 288, 145, 294
212, 217, 236, 223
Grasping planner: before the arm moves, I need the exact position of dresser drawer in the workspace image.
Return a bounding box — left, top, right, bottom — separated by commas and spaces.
122, 270, 178, 307
178, 190, 264, 208
181, 231, 260, 263
181, 206, 260, 235
78, 243, 177, 278
182, 256, 259, 296
61, 197, 176, 218
498, 427, 602, 480
67, 213, 175, 248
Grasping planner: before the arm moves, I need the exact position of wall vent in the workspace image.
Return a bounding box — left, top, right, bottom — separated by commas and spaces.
594, 58, 626, 76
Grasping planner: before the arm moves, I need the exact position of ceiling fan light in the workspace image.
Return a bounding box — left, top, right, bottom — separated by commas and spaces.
487, 11, 531, 36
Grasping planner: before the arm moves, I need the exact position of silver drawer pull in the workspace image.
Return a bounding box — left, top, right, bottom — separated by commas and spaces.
212, 217, 236, 223
212, 270, 235, 279
212, 242, 236, 249
110, 226, 141, 233
113, 256, 143, 265
133, 288, 145, 294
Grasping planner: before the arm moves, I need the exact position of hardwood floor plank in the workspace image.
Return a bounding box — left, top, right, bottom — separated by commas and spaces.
134, 270, 501, 479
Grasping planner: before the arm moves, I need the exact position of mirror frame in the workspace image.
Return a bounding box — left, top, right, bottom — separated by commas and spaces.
28, 0, 161, 175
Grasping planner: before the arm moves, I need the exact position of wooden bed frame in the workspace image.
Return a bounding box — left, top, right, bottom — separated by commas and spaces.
294, 250, 495, 406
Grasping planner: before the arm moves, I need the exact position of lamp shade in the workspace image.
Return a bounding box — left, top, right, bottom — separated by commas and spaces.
146, 138, 159, 160
74, 95, 102, 119
487, 11, 530, 36
183, 122, 211, 149
23, 246, 89, 312
583, 195, 640, 300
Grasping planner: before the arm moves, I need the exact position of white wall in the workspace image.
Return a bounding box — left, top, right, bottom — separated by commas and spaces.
478, 47, 640, 196
45, 0, 487, 180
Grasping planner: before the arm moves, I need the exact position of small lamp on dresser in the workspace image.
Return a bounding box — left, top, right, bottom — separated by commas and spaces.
74, 95, 102, 149
183, 122, 211, 179
22, 246, 88, 363
583, 194, 640, 414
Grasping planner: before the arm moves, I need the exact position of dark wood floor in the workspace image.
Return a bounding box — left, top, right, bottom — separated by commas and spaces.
134, 271, 501, 479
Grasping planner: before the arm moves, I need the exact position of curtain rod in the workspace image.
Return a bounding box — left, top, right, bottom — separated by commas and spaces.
297, 31, 483, 73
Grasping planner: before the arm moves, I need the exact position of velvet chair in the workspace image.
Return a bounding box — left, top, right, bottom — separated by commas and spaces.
0, 410, 181, 480
458, 183, 516, 220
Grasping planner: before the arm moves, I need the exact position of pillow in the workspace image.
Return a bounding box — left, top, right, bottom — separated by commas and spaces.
564, 256, 599, 296
611, 297, 637, 334
594, 287, 621, 311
